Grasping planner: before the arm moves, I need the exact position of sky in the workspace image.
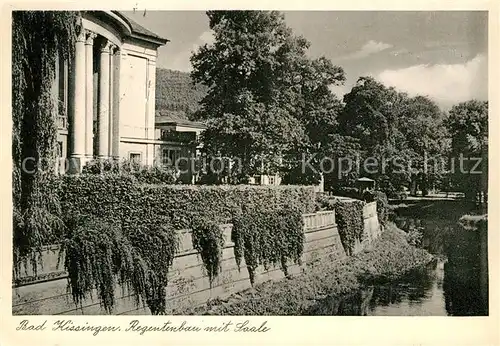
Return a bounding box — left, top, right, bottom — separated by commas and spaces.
123, 11, 488, 110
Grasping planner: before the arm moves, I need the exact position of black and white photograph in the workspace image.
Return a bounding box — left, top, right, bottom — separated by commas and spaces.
8, 7, 491, 323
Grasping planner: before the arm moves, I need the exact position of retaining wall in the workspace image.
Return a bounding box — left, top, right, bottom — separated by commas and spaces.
12, 202, 379, 315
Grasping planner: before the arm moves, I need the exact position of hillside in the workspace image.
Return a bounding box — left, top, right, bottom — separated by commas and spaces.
155, 68, 208, 120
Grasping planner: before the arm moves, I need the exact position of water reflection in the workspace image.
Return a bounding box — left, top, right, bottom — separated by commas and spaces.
311, 201, 488, 316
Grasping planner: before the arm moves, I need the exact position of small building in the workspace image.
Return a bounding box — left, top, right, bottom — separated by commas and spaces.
356, 177, 375, 192
154, 113, 206, 184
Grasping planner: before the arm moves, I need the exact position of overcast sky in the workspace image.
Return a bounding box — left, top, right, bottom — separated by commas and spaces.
123, 11, 488, 110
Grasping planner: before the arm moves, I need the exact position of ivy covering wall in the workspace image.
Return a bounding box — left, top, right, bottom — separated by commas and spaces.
232, 208, 305, 284
54, 174, 317, 313
12, 11, 80, 277
334, 200, 366, 256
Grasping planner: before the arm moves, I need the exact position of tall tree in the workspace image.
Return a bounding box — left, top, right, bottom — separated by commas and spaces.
445, 100, 488, 200
12, 11, 80, 275
191, 11, 345, 179
337, 76, 451, 196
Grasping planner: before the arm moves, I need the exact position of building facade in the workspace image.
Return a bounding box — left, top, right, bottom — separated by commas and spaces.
154, 114, 206, 184
55, 11, 168, 173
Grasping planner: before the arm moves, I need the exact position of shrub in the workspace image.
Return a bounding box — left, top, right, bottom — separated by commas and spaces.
13, 173, 65, 278
232, 208, 305, 285
82, 158, 122, 174
59, 174, 138, 221
133, 165, 177, 184
334, 200, 365, 256
82, 158, 177, 184
315, 193, 337, 211
458, 214, 487, 232
405, 226, 424, 247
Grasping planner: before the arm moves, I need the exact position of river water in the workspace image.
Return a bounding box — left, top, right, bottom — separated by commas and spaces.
316, 199, 488, 316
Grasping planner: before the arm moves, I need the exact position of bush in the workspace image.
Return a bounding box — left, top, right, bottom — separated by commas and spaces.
458, 214, 487, 232
82, 158, 177, 184
405, 227, 424, 247
133, 165, 177, 184
232, 208, 305, 285
334, 200, 365, 256
59, 175, 317, 230
315, 193, 337, 211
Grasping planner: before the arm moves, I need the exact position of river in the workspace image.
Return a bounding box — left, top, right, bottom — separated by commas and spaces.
314, 199, 488, 316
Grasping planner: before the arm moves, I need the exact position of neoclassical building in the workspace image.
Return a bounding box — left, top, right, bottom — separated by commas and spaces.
55, 11, 168, 173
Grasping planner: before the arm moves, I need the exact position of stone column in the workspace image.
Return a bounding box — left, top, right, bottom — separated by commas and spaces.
98, 39, 112, 158
108, 44, 116, 157
111, 48, 121, 159
68, 29, 86, 172
85, 31, 96, 160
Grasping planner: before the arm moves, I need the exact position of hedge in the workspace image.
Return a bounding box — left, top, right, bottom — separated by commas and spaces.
59, 174, 317, 230
82, 158, 177, 184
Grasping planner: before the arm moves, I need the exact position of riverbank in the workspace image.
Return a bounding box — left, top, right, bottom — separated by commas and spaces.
175, 223, 433, 315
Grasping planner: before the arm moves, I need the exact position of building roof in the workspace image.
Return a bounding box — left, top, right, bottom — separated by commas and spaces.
112, 11, 169, 45
156, 114, 207, 130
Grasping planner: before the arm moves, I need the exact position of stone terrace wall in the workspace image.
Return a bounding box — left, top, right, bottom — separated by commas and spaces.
12, 203, 380, 315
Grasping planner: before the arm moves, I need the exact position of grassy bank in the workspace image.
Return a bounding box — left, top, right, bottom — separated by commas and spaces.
175, 223, 433, 315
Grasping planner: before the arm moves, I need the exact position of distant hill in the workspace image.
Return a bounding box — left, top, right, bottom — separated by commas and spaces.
155, 68, 208, 120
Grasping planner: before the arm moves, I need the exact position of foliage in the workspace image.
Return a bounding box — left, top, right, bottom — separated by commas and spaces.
373, 191, 389, 226
191, 217, 225, 286
334, 200, 365, 256
155, 68, 208, 117
336, 76, 449, 196
446, 100, 488, 156
445, 100, 488, 199
232, 208, 304, 285
355, 223, 433, 281
12, 11, 80, 276
82, 158, 177, 184
314, 194, 338, 212
179, 222, 432, 315
458, 214, 487, 232
191, 11, 345, 178
57, 175, 315, 312
405, 226, 424, 247
61, 214, 179, 315
60, 174, 317, 230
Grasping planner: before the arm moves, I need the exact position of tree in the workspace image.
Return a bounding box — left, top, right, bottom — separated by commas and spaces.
397, 95, 449, 195
12, 11, 80, 275
190, 11, 345, 179
337, 77, 452, 197
337, 77, 408, 194
445, 100, 488, 201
